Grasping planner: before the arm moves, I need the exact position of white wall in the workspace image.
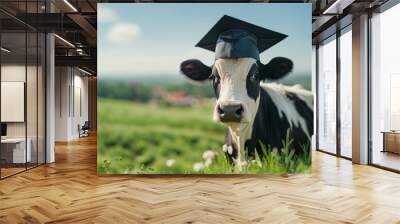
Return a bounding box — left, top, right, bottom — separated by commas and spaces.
55, 67, 89, 141
1, 63, 46, 164
1, 65, 35, 138
55, 66, 70, 141
70, 73, 89, 138
1, 65, 26, 130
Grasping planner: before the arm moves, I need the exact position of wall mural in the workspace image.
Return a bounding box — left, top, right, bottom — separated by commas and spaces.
97, 3, 313, 174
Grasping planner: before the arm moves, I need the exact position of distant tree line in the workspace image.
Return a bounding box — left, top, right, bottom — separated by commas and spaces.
98, 80, 215, 102
98, 81, 152, 102
98, 74, 311, 102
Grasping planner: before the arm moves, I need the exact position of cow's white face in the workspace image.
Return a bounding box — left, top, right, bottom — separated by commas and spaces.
211, 58, 260, 131
180, 56, 293, 132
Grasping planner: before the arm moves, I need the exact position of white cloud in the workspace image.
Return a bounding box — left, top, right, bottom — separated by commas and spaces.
98, 46, 215, 76
98, 40, 218, 77
107, 23, 141, 44
99, 53, 180, 75
98, 7, 119, 23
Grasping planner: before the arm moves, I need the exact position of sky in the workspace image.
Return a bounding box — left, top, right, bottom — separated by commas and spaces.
98, 3, 311, 79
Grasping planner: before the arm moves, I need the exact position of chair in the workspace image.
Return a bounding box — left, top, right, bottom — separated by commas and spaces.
79, 121, 90, 138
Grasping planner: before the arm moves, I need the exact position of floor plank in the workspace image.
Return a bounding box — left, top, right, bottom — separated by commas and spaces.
0, 135, 400, 224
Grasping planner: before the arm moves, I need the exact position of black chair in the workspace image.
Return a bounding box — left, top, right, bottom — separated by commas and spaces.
79, 121, 90, 138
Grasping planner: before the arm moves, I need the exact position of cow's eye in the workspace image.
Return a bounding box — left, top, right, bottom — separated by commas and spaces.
211, 73, 220, 84
250, 73, 260, 82
248, 64, 260, 83
211, 68, 220, 83
210, 69, 221, 97
250, 71, 260, 82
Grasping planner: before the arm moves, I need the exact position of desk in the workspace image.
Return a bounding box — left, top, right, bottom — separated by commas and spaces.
382, 131, 400, 154
1, 138, 31, 163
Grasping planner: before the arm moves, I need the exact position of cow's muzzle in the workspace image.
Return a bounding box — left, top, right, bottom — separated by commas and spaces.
217, 103, 244, 122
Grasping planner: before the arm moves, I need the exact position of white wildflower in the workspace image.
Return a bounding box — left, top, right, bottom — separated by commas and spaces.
222, 144, 233, 155
165, 159, 175, 167
227, 145, 233, 155
204, 158, 212, 167
202, 150, 216, 160
222, 144, 228, 152
193, 162, 205, 171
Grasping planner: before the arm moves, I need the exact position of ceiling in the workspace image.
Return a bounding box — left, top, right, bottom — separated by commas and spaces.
0, 0, 391, 75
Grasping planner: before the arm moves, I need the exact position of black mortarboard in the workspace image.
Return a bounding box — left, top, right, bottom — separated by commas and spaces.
196, 15, 287, 60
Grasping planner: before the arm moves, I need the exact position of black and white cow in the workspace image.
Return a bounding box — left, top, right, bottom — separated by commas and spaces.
180, 57, 313, 168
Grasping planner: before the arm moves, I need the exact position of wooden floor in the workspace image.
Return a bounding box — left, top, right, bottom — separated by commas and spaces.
1, 163, 44, 178
0, 167, 26, 178
1, 136, 400, 223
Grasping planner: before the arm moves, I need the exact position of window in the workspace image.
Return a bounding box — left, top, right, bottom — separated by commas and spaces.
370, 3, 400, 171
316, 25, 353, 159
339, 28, 352, 158
312, 46, 317, 150
317, 35, 337, 154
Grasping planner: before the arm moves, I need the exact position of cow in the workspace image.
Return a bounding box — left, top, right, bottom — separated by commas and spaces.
180, 57, 313, 169
179, 15, 313, 169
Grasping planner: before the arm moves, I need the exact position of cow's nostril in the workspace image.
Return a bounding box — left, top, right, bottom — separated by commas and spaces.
235, 106, 243, 117
217, 104, 243, 122
217, 105, 224, 115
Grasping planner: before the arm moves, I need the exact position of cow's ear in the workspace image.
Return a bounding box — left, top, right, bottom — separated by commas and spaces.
259, 57, 293, 80
180, 59, 212, 83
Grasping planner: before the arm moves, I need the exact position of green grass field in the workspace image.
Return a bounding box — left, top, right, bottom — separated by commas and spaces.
98, 98, 311, 174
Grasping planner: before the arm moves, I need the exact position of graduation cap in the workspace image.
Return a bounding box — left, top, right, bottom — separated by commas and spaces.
196, 15, 287, 60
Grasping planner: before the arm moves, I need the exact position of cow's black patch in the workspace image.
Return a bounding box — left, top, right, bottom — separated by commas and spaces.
246, 64, 260, 101
245, 88, 291, 157
286, 92, 313, 136
225, 87, 312, 160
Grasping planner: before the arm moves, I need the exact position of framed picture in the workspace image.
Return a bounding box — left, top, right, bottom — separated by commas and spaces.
98, 3, 313, 174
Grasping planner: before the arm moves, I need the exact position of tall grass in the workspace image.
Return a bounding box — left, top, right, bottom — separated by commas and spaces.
98, 98, 311, 174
